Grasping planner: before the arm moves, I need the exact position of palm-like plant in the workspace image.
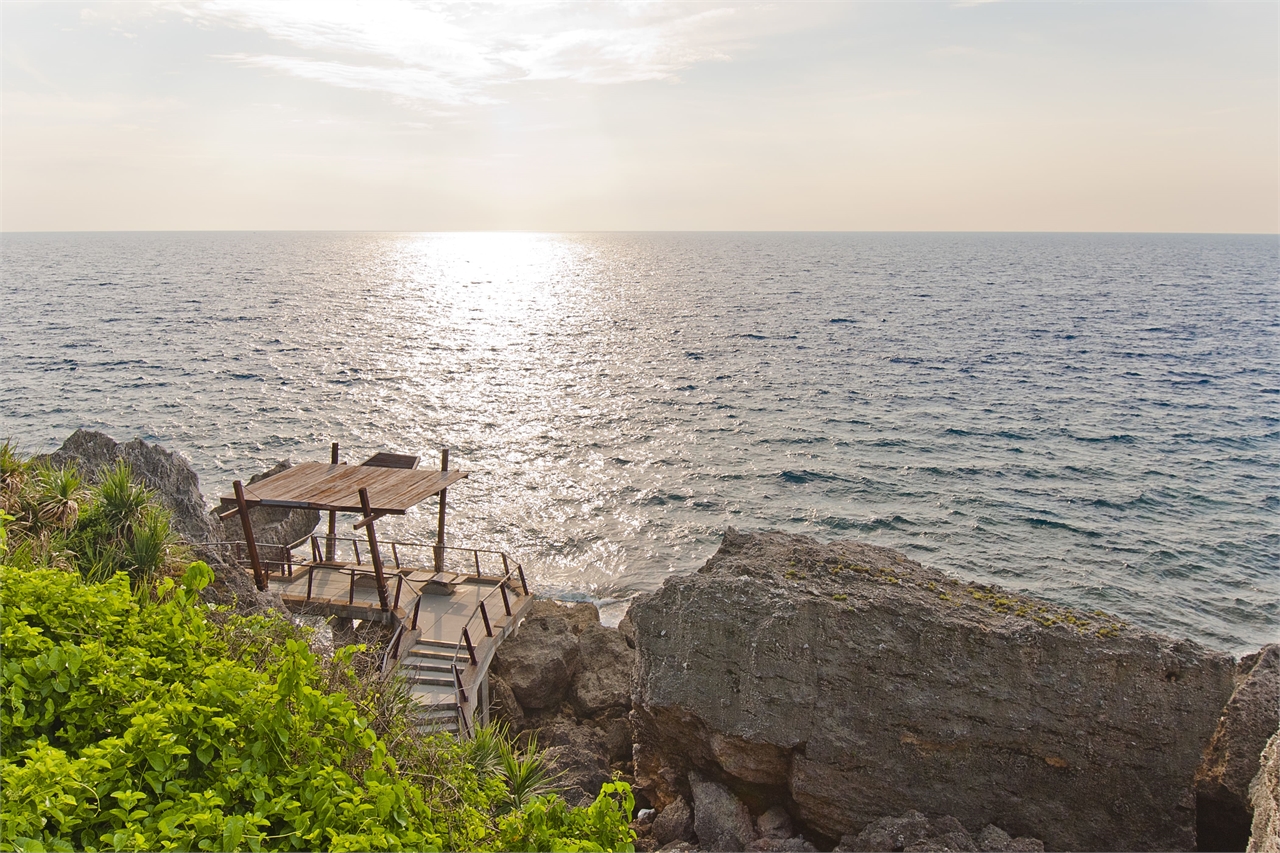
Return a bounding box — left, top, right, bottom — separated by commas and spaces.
497, 731, 556, 814
35, 464, 85, 529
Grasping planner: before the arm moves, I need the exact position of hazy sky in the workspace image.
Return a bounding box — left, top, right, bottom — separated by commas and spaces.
3, 1, 1276, 232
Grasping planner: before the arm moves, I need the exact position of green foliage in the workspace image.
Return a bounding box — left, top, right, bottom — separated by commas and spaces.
1, 562, 635, 852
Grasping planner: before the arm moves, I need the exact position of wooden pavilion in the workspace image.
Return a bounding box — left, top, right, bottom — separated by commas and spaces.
216, 444, 533, 737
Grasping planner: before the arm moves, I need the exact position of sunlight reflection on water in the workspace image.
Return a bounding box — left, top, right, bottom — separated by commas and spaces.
1, 231, 1276, 650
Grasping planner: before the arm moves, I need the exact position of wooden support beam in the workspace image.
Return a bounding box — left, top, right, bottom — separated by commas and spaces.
357, 487, 391, 612
435, 448, 449, 572
233, 480, 268, 591
353, 510, 388, 531
325, 441, 339, 561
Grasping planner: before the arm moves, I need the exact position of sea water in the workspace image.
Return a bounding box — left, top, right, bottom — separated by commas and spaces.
2, 231, 1276, 653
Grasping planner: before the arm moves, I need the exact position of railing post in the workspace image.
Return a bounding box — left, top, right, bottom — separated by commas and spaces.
233, 480, 268, 591
517, 563, 529, 596
453, 664, 468, 705
392, 542, 400, 569
348, 569, 355, 605
462, 627, 477, 666
435, 448, 449, 572
306, 565, 315, 601
500, 583, 512, 616
325, 441, 339, 561
393, 574, 403, 610
412, 595, 422, 630
480, 601, 493, 637
474, 550, 481, 577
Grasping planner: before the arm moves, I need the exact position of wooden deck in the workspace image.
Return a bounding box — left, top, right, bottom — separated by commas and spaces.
270, 555, 533, 736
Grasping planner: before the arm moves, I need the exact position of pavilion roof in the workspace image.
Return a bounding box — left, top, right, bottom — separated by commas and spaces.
218, 461, 467, 514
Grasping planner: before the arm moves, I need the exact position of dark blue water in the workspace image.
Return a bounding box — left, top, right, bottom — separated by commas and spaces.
2, 231, 1276, 652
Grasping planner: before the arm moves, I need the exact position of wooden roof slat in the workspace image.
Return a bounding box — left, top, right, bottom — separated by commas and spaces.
218, 461, 468, 514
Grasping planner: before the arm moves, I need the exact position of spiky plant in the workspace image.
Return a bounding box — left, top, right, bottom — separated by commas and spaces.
95, 460, 149, 536
497, 732, 556, 814
35, 464, 84, 530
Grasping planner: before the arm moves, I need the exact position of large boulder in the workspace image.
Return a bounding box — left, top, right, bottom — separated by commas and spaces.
571, 623, 633, 717
490, 602, 583, 711
40, 429, 217, 544
1197, 645, 1280, 851
629, 529, 1237, 852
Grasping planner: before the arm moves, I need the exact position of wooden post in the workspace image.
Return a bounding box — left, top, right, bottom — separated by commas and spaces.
435, 448, 449, 572
325, 442, 339, 561
233, 480, 268, 591
500, 583, 512, 617
357, 487, 391, 612
462, 627, 477, 665
480, 601, 493, 637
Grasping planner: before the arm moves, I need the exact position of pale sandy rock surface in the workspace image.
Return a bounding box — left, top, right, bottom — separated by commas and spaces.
630, 528, 1236, 851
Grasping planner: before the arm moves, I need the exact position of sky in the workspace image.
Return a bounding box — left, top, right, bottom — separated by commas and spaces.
2, 1, 1276, 233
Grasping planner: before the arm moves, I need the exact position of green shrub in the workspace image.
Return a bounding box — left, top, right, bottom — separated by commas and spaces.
0, 562, 634, 852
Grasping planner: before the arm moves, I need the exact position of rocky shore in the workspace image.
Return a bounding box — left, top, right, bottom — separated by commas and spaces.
494, 529, 1278, 852
31, 431, 1280, 851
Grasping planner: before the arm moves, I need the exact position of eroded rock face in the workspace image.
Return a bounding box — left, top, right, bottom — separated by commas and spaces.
41, 429, 217, 544
490, 599, 638, 807
1197, 645, 1280, 852
630, 529, 1237, 852
1249, 729, 1280, 853
491, 603, 583, 711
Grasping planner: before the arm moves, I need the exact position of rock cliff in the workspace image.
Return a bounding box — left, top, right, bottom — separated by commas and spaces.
629, 529, 1237, 851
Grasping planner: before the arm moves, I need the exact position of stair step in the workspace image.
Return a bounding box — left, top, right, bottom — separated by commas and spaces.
405, 674, 454, 687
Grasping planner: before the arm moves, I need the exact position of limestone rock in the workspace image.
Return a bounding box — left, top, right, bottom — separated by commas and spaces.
630, 529, 1237, 852
1249, 728, 1280, 853
841, 811, 929, 852
572, 623, 633, 717
652, 796, 695, 847
1197, 645, 1280, 851
540, 721, 612, 807
757, 805, 794, 840
492, 606, 581, 711
746, 837, 817, 852
41, 429, 217, 544
490, 674, 527, 732
690, 770, 756, 852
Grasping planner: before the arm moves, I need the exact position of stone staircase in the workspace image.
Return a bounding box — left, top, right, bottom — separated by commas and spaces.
400, 636, 465, 736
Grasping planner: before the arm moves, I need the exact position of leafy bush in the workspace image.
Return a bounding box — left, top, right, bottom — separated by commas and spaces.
0, 562, 634, 851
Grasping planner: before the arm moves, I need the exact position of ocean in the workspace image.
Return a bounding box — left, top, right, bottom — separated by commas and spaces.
1, 231, 1276, 653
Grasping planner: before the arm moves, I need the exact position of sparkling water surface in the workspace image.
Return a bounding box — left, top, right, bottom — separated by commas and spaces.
2, 231, 1276, 653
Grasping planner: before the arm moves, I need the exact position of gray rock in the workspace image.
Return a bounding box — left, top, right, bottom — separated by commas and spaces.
690, 770, 756, 852
1007, 839, 1044, 853
490, 674, 526, 731
975, 825, 1012, 852
1197, 645, 1280, 851
746, 837, 817, 852
630, 529, 1236, 852
652, 796, 695, 846
572, 623, 634, 717
757, 805, 794, 840
618, 610, 638, 649
539, 721, 612, 807
1249, 728, 1280, 853
492, 607, 581, 711
41, 429, 217, 544
846, 811, 930, 852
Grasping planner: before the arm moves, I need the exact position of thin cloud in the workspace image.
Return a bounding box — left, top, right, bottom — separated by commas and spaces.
176, 1, 762, 104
